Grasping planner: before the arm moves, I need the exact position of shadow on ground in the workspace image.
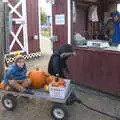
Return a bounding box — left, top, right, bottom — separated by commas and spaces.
0, 56, 120, 120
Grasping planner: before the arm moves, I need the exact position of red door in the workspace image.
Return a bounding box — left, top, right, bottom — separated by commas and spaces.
8, 0, 27, 53
26, 0, 40, 53
7, 0, 40, 54
52, 0, 68, 51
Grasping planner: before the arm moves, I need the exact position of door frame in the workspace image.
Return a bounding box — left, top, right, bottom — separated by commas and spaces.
67, 0, 72, 44
22, 0, 28, 54
38, 0, 42, 52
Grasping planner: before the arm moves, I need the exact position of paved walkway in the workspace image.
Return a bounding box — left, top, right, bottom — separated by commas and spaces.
40, 36, 53, 55
0, 55, 120, 120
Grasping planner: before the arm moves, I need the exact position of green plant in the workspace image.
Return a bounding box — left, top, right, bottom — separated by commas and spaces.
41, 8, 47, 25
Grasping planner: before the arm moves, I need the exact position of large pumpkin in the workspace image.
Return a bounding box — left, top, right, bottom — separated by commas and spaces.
28, 70, 47, 89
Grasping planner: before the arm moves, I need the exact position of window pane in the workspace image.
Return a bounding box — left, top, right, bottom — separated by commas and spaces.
117, 4, 120, 12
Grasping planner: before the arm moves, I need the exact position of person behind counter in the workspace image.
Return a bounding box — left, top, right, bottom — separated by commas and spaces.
48, 44, 75, 78
105, 11, 120, 46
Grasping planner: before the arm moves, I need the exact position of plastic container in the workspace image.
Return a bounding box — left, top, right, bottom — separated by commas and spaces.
49, 80, 70, 99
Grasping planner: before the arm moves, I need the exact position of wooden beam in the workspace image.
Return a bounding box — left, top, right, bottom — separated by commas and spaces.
0, 2, 5, 81
76, 0, 98, 6
77, 0, 97, 2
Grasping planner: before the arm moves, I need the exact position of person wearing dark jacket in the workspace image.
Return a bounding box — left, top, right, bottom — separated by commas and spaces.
105, 11, 120, 45
48, 44, 75, 78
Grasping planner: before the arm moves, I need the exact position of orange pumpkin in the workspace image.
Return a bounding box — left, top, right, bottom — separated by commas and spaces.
46, 75, 55, 85
51, 81, 59, 87
58, 79, 65, 85
0, 81, 6, 89
28, 70, 47, 89
59, 85, 65, 88
44, 85, 49, 92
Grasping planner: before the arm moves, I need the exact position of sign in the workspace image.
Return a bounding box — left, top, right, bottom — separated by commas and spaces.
55, 14, 65, 25
12, 19, 25, 24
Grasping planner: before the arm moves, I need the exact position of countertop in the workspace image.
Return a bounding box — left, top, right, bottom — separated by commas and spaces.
73, 45, 120, 55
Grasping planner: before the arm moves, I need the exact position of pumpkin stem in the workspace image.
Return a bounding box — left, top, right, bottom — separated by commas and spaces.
36, 68, 39, 71
55, 77, 59, 82
46, 75, 49, 77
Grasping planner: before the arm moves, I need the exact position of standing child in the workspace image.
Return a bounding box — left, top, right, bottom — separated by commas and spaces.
3, 56, 33, 94
48, 44, 75, 78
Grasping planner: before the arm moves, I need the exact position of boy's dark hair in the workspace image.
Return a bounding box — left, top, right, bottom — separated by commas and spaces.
15, 56, 25, 64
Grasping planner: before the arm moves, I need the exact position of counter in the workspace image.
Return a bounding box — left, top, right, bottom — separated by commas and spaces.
68, 46, 120, 95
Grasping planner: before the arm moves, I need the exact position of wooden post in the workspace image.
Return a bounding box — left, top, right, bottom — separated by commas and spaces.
0, 0, 7, 80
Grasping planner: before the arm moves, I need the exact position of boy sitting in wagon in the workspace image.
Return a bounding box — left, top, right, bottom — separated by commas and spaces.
2, 56, 33, 94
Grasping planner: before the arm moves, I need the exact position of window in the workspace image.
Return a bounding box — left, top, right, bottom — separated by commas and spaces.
117, 4, 120, 12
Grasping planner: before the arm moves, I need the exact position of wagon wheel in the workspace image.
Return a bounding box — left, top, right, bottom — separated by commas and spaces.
51, 104, 68, 120
2, 94, 17, 111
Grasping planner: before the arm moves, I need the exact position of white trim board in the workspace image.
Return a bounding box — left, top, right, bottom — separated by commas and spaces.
67, 0, 71, 44
8, 0, 29, 54
38, 0, 42, 51
22, 0, 29, 54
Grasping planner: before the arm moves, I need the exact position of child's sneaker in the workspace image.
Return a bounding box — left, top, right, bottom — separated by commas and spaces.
23, 89, 34, 95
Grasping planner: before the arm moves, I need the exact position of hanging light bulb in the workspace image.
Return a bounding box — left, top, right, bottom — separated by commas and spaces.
46, 0, 55, 4
72, 0, 77, 23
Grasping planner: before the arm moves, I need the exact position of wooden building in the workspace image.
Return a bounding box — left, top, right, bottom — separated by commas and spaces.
6, 0, 41, 56
52, 0, 120, 95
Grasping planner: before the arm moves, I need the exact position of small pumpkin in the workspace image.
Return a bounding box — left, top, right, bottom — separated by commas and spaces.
28, 70, 47, 89
58, 79, 65, 85
51, 77, 66, 88
59, 85, 65, 88
0, 81, 6, 90
51, 81, 59, 87
46, 75, 55, 85
44, 85, 49, 92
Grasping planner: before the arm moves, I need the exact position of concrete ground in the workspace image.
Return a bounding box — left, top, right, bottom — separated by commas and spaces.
0, 37, 120, 120
0, 55, 120, 120
40, 36, 53, 55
